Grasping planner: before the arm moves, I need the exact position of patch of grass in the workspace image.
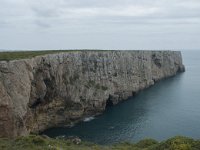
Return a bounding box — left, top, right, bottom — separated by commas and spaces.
135, 139, 158, 148
0, 50, 71, 61
0, 50, 121, 61
95, 83, 101, 90
88, 80, 96, 86
101, 86, 108, 91
153, 136, 198, 150
0, 135, 200, 150
85, 80, 96, 89
0, 50, 149, 61
85, 80, 108, 91
0, 135, 108, 150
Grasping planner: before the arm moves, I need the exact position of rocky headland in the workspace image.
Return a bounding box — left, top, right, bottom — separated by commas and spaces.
0, 50, 185, 138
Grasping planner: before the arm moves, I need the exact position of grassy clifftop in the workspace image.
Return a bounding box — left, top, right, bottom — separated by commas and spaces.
0, 50, 80, 61
0, 135, 200, 150
0, 50, 172, 61
0, 50, 114, 61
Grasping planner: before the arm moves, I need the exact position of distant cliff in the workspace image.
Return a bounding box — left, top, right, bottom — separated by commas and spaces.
0, 50, 185, 138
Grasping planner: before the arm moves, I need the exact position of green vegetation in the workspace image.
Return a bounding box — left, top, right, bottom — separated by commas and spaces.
85, 80, 96, 89
101, 86, 108, 91
85, 80, 108, 91
88, 80, 96, 87
0, 50, 119, 61
95, 83, 101, 90
0, 135, 199, 150
0, 50, 71, 61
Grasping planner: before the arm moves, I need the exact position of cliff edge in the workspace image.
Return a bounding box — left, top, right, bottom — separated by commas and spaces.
0, 50, 185, 138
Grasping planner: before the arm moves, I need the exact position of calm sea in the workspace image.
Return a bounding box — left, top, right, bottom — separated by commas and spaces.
43, 50, 200, 144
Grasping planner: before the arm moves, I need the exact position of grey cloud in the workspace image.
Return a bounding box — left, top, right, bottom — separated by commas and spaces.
0, 20, 9, 28
34, 19, 51, 28
0, 0, 200, 50
31, 6, 58, 18
28, 0, 200, 27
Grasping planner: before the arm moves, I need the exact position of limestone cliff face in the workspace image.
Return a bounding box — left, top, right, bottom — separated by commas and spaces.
0, 51, 185, 138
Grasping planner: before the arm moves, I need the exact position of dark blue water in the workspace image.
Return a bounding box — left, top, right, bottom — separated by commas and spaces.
43, 51, 200, 144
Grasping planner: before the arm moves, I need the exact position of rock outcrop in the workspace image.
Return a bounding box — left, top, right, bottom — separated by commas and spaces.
0, 50, 185, 138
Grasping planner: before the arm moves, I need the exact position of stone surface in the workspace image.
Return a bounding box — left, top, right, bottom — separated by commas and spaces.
0, 50, 185, 138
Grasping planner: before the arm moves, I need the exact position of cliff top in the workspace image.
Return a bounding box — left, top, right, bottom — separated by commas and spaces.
0, 50, 84, 61
0, 50, 177, 61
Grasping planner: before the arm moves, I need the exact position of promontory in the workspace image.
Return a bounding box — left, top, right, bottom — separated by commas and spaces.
0, 50, 185, 138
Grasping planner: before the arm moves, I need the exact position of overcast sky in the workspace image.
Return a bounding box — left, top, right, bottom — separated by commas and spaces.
0, 0, 200, 50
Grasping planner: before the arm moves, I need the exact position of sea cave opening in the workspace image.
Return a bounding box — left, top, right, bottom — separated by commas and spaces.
106, 97, 114, 108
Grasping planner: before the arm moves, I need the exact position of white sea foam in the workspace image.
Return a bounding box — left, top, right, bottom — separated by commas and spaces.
56, 135, 65, 139
83, 116, 95, 122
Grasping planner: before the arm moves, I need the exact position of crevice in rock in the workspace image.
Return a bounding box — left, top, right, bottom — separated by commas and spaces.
43, 77, 56, 102
132, 91, 137, 96
29, 98, 42, 108
106, 96, 114, 108
177, 66, 185, 73
152, 54, 162, 68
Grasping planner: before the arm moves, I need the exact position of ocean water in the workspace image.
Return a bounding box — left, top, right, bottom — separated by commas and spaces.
43, 50, 200, 144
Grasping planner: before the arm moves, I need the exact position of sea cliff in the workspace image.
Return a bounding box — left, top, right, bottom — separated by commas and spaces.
0, 50, 185, 138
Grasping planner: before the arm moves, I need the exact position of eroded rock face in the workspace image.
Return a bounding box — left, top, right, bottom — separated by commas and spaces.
0, 51, 185, 138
